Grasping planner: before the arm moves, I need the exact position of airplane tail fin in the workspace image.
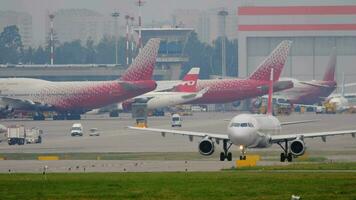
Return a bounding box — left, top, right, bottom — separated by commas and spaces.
175, 67, 200, 92
121, 38, 160, 81
248, 40, 292, 82
323, 47, 336, 81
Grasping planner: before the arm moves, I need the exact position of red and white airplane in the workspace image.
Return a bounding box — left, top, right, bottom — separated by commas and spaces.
0, 38, 160, 120
130, 68, 356, 162
174, 40, 294, 104
120, 67, 208, 111
271, 48, 337, 105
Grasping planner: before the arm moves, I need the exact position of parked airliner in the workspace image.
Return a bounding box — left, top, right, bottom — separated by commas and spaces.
174, 40, 294, 104
121, 68, 207, 110
270, 48, 337, 105
0, 38, 160, 120
130, 68, 356, 162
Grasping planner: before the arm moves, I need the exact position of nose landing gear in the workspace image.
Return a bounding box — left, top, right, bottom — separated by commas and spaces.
220, 139, 233, 161
239, 145, 247, 160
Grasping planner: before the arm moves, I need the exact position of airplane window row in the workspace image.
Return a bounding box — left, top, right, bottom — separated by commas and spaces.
230, 122, 254, 128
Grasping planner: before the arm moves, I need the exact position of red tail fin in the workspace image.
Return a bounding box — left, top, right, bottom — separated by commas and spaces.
175, 67, 200, 92
267, 68, 274, 115
121, 38, 160, 81
248, 40, 292, 82
323, 47, 336, 81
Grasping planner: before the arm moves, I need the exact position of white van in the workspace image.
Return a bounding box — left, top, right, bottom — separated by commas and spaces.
171, 114, 182, 127
71, 123, 83, 136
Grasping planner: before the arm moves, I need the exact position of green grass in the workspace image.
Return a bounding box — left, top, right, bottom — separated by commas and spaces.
232, 162, 356, 171
0, 172, 355, 199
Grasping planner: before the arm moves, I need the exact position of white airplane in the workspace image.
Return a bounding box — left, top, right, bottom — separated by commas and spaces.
122, 68, 208, 110
129, 68, 356, 162
327, 73, 356, 112
91, 68, 207, 115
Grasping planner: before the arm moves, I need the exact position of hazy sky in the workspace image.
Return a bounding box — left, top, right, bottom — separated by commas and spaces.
1, 0, 355, 44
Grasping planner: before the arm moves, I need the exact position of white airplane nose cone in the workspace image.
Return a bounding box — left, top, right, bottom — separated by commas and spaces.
228, 128, 256, 147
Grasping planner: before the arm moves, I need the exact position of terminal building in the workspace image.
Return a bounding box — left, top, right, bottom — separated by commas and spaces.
237, 5, 356, 90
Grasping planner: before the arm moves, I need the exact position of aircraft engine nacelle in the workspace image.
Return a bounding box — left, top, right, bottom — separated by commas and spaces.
290, 139, 306, 156
198, 137, 214, 156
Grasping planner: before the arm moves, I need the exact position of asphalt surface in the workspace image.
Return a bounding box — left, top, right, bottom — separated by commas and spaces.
0, 112, 355, 172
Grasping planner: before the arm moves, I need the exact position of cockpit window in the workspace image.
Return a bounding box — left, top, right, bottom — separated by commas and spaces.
230, 122, 254, 128
240, 123, 248, 127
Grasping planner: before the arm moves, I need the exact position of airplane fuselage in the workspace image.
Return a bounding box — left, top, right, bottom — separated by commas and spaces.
227, 114, 281, 148
275, 79, 337, 105
187, 79, 292, 104
0, 78, 156, 114
144, 91, 203, 109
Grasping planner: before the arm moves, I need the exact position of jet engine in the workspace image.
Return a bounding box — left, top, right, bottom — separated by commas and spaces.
198, 137, 214, 156
290, 139, 306, 156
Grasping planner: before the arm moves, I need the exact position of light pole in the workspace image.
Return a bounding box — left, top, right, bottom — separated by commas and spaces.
136, 0, 145, 52
130, 16, 135, 64
125, 15, 130, 66
49, 14, 55, 65
218, 9, 228, 77
111, 11, 120, 65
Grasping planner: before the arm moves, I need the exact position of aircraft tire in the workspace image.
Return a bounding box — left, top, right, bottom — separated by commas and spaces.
287, 153, 293, 162
220, 152, 225, 161
280, 153, 286, 162
227, 152, 232, 161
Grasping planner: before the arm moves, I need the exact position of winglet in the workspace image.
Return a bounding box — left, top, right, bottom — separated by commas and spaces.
175, 67, 200, 92
248, 40, 292, 82
121, 38, 160, 81
323, 47, 336, 82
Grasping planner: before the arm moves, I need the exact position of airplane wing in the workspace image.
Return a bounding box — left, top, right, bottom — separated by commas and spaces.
271, 129, 356, 143
280, 120, 318, 126
181, 87, 209, 100
345, 83, 356, 88
299, 81, 331, 88
128, 126, 229, 140
0, 96, 53, 110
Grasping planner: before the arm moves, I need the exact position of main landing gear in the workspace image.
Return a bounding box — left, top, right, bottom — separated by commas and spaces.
277, 139, 293, 162
220, 139, 233, 161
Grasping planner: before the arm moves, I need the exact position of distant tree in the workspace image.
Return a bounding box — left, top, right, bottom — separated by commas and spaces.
22, 47, 35, 64
95, 36, 115, 64
55, 40, 87, 64
33, 46, 48, 64
0, 25, 23, 64
182, 31, 213, 79
212, 37, 238, 77
85, 38, 96, 63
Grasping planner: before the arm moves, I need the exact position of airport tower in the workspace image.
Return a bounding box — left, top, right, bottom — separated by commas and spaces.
135, 27, 193, 80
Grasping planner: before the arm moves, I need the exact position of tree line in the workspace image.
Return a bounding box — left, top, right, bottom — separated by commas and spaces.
0, 25, 238, 79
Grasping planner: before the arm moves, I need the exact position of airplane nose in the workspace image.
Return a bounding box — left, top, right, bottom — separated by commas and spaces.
228, 128, 256, 147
